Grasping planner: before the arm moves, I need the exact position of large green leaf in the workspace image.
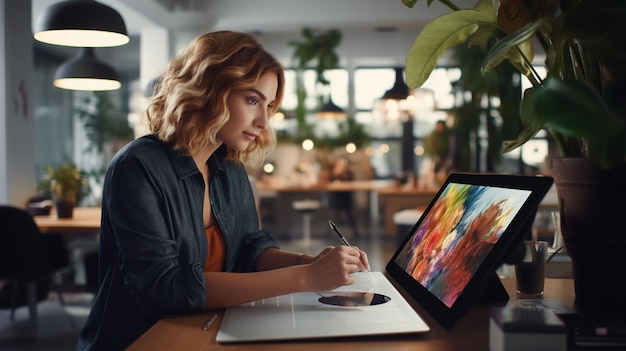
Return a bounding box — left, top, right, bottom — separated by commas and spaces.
502, 126, 542, 153
481, 18, 549, 76
502, 86, 543, 153
405, 0, 497, 89
518, 87, 543, 129
530, 77, 623, 139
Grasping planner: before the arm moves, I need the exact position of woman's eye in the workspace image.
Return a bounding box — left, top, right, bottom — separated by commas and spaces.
247, 96, 259, 105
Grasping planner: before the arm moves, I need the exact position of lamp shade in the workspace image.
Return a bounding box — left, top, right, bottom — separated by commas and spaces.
34, 0, 129, 47
382, 67, 409, 100
316, 96, 346, 119
53, 47, 121, 91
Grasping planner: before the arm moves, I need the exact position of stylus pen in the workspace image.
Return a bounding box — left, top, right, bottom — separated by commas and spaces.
328, 220, 373, 278
203, 314, 218, 331
328, 220, 351, 246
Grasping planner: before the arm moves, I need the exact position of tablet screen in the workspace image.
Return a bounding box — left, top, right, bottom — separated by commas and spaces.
386, 173, 553, 328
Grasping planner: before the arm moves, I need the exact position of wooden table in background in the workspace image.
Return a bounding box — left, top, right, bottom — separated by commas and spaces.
128, 278, 575, 351
33, 207, 101, 235
256, 180, 395, 236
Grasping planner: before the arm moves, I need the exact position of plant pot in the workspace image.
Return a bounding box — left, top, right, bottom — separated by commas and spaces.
552, 157, 626, 315
55, 199, 75, 219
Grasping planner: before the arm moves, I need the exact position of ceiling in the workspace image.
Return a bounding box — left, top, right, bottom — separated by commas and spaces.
32, 0, 478, 36
32, 0, 480, 80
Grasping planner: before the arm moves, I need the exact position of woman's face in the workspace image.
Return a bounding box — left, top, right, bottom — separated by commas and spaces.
217, 71, 278, 151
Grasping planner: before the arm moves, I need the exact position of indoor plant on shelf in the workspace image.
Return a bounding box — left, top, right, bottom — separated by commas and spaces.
401, 0, 626, 314
39, 162, 90, 218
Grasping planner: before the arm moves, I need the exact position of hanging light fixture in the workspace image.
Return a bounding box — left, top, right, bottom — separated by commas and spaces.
382, 67, 410, 101
53, 47, 121, 91
316, 95, 346, 119
376, 67, 414, 173
34, 0, 129, 47
375, 67, 411, 121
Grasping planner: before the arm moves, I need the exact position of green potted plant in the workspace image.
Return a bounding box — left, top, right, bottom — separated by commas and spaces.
401, 0, 626, 314
288, 27, 343, 138
39, 162, 90, 218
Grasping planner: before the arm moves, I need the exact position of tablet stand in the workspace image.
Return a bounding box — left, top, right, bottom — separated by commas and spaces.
476, 273, 509, 305
476, 211, 536, 305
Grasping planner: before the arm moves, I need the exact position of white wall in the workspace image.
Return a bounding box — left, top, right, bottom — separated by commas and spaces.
0, 0, 36, 206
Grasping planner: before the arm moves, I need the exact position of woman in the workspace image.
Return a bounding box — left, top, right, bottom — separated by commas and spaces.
77, 31, 369, 350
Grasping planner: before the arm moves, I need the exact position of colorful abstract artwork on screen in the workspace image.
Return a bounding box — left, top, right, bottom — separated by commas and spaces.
395, 183, 531, 307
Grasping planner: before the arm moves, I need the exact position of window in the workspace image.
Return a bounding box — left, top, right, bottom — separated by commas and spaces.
354, 67, 456, 178
275, 66, 477, 179
276, 68, 350, 139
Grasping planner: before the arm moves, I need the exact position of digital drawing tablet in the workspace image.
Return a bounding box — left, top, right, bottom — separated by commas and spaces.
216, 271, 430, 343
386, 172, 553, 329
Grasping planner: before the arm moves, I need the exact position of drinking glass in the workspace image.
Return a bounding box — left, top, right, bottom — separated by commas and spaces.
515, 240, 549, 298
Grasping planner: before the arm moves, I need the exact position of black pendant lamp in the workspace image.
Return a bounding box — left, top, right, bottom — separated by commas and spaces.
380, 67, 413, 173
53, 47, 121, 91
316, 95, 346, 119
382, 67, 410, 101
34, 0, 129, 47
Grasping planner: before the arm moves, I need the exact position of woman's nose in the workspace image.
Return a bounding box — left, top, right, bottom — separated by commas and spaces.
255, 109, 269, 129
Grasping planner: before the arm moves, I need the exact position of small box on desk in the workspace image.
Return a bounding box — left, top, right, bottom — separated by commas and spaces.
489, 304, 567, 351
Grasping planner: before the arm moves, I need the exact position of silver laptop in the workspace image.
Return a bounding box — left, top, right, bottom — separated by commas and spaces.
216, 271, 430, 343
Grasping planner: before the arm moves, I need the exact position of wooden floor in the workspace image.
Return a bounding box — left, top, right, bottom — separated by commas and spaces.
0, 207, 401, 350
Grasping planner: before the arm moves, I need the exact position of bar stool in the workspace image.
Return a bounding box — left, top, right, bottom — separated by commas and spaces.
292, 199, 321, 251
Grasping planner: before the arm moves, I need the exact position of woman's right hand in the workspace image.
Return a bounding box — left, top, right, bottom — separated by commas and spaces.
303, 245, 364, 292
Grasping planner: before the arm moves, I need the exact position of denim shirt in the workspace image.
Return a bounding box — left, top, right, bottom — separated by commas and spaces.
77, 134, 279, 350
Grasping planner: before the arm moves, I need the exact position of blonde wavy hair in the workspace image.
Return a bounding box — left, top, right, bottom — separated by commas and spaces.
146, 31, 284, 168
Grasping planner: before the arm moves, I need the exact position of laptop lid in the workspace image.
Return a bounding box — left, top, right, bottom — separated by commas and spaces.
386, 172, 553, 329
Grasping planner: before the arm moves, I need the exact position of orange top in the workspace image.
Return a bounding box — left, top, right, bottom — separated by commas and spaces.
204, 225, 225, 272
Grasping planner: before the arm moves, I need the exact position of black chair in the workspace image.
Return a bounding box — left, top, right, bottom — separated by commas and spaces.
0, 205, 69, 332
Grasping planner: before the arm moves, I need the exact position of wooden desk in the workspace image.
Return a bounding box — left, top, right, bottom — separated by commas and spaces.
33, 207, 101, 235
257, 179, 396, 193
128, 278, 574, 351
